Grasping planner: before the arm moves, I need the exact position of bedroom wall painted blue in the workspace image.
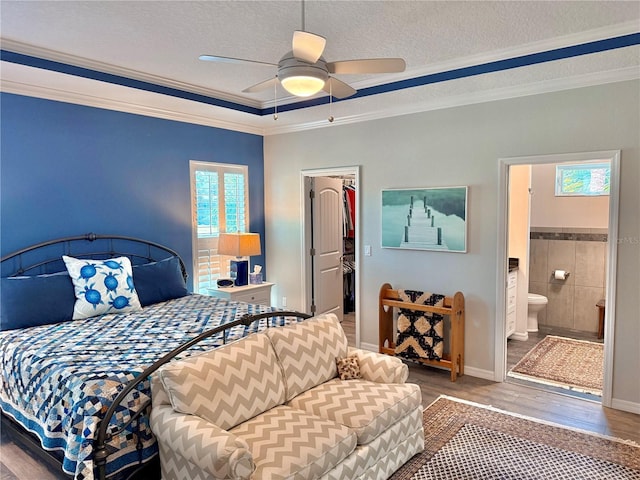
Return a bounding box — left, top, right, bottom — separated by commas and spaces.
0, 93, 266, 289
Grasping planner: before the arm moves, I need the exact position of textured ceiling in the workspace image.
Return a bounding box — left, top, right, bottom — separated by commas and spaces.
1, 1, 639, 134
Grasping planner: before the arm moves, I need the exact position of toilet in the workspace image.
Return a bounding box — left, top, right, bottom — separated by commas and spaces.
527, 293, 548, 332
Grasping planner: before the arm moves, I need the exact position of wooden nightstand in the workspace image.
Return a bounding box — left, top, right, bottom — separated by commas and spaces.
206, 282, 274, 306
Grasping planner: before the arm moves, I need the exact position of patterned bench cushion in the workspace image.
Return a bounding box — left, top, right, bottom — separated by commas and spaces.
229, 405, 356, 480
287, 378, 422, 445
266, 313, 348, 402
158, 333, 285, 430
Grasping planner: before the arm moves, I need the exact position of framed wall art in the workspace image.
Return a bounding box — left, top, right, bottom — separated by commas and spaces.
381, 186, 467, 253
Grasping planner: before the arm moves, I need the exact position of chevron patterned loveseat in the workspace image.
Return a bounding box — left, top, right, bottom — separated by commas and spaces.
149, 313, 424, 480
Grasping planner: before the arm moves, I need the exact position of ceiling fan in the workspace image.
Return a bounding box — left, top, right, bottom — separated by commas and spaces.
199, 3, 405, 100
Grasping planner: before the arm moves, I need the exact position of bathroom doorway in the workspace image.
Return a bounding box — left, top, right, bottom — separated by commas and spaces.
497, 151, 620, 407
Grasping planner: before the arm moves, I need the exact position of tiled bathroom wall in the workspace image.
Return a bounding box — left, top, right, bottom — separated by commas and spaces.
529, 227, 607, 333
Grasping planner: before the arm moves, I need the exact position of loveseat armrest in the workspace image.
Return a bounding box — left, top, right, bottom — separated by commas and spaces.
347, 346, 409, 383
150, 405, 255, 479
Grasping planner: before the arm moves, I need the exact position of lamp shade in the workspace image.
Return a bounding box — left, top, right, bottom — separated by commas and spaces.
218, 233, 261, 257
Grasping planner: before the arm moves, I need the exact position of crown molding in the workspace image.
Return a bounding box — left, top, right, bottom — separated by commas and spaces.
259, 20, 640, 108
0, 38, 265, 110
261, 67, 640, 135
1, 77, 266, 136
386, 20, 640, 86
3, 20, 637, 113
2, 19, 638, 137
3, 65, 637, 137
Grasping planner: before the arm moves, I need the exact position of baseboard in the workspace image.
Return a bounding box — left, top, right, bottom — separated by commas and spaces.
463, 366, 495, 381
358, 342, 495, 381
509, 331, 529, 341
359, 341, 378, 352
611, 397, 640, 415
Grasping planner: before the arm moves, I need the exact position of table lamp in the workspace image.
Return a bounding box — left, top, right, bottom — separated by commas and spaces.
217, 233, 262, 286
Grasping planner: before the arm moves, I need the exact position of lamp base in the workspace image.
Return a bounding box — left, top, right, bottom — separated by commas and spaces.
230, 260, 249, 286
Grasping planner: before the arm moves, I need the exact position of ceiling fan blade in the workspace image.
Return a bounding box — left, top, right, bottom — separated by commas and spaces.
327, 58, 406, 74
323, 77, 357, 99
292, 30, 326, 63
199, 55, 276, 67
242, 77, 278, 93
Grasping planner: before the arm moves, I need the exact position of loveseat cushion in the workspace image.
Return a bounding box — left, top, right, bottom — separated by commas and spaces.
150, 405, 255, 480
229, 405, 356, 480
287, 378, 422, 445
158, 333, 285, 430
266, 313, 348, 402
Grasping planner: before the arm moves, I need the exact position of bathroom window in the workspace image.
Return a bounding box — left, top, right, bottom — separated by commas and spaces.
555, 162, 610, 196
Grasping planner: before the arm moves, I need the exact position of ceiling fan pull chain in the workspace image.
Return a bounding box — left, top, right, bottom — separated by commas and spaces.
328, 80, 334, 123
274, 78, 279, 120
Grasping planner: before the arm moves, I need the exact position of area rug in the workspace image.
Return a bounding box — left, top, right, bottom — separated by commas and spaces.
507, 335, 604, 396
390, 395, 640, 480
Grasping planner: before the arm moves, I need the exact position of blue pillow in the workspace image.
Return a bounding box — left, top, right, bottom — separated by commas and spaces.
1, 272, 76, 330
133, 257, 188, 307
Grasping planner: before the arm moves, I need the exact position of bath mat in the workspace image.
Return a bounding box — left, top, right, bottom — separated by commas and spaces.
390, 395, 640, 480
507, 335, 603, 396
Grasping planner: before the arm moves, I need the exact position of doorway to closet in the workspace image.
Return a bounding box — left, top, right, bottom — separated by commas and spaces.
301, 166, 360, 347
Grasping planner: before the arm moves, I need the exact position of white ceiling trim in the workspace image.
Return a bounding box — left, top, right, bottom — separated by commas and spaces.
0, 38, 263, 110
263, 66, 640, 135
2, 14, 638, 136
262, 20, 640, 108
0, 73, 266, 136
3, 62, 638, 137
3, 20, 637, 112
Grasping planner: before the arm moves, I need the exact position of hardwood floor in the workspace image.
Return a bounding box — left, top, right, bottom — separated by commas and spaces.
341, 312, 357, 345
1, 424, 69, 480
342, 314, 639, 446
2, 317, 637, 480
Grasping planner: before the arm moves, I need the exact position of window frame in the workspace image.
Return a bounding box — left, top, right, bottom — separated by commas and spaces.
189, 160, 249, 293
555, 161, 611, 197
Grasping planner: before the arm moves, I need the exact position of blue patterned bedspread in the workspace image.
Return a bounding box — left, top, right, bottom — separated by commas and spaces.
0, 294, 294, 480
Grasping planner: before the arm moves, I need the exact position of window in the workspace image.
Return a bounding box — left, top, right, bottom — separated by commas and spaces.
555, 162, 610, 196
190, 161, 248, 293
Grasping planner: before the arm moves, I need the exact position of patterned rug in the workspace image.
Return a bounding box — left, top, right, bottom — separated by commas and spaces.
507, 335, 604, 396
390, 395, 640, 480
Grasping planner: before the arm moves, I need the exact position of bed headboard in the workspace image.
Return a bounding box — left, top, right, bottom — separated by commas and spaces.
1, 233, 187, 281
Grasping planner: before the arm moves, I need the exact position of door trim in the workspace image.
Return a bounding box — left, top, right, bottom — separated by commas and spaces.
496, 150, 620, 408
300, 166, 361, 346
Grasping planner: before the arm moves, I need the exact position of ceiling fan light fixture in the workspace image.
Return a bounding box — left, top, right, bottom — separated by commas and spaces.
278, 59, 328, 97
281, 75, 325, 97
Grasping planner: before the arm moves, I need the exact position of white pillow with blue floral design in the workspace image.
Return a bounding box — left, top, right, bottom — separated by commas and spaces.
63, 255, 142, 320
